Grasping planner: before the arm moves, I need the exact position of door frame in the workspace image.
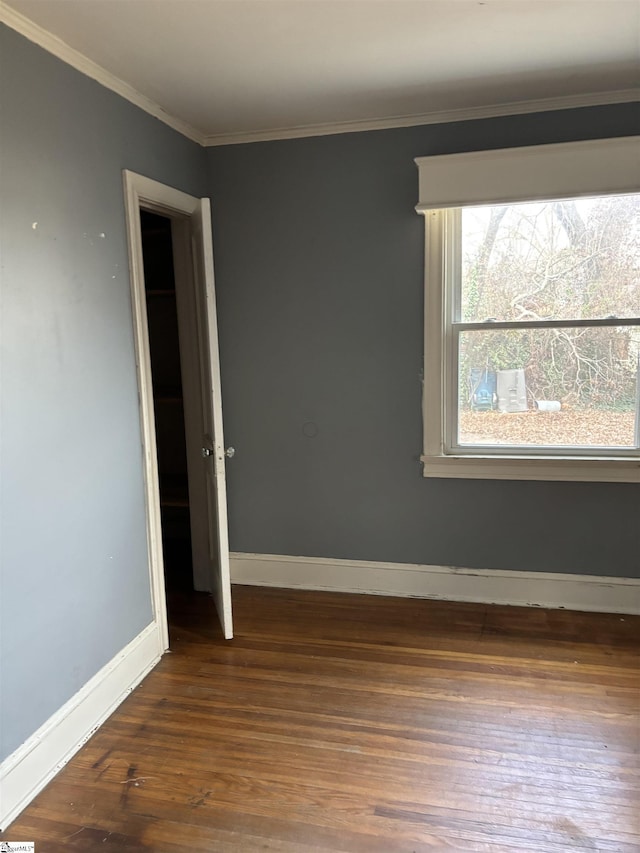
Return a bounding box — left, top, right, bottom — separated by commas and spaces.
122, 169, 228, 649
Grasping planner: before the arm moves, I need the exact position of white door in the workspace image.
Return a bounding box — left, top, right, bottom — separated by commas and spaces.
123, 170, 233, 646
190, 199, 233, 639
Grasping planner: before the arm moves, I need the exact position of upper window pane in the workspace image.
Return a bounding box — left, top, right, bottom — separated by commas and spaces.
460, 194, 640, 323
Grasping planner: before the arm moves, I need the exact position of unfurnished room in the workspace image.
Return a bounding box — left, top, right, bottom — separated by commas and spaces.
0, 1, 639, 851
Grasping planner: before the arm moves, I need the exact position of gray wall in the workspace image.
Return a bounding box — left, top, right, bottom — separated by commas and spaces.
0, 25, 206, 761
1, 19, 637, 768
207, 105, 639, 578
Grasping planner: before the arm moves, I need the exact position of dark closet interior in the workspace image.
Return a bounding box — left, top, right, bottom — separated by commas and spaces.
140, 209, 194, 591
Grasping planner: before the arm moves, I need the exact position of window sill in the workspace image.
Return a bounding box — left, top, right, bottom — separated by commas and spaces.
420, 454, 640, 483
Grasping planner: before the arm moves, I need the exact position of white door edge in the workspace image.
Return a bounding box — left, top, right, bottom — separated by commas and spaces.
197, 198, 233, 638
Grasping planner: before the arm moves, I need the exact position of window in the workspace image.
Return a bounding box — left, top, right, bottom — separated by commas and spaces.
416, 137, 640, 482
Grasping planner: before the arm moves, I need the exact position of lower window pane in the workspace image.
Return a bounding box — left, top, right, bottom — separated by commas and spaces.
458, 327, 640, 448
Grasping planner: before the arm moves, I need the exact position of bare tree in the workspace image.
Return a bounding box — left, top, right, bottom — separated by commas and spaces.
461, 196, 639, 410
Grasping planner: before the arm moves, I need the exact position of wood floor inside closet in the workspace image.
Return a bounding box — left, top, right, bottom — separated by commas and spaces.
2, 586, 639, 852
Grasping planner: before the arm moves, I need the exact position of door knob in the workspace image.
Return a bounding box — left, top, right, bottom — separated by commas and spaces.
201, 447, 212, 458
225, 447, 235, 458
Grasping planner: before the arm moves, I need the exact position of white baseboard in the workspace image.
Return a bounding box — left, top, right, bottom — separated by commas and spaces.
0, 621, 164, 831
230, 553, 640, 615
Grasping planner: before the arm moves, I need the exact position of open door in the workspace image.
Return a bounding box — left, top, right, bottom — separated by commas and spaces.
123, 170, 233, 644
190, 199, 233, 639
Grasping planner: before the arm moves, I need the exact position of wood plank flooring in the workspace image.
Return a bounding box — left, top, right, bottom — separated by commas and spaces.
2, 586, 639, 852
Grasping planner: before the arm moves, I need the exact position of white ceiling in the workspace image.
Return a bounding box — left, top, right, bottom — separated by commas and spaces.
4, 0, 639, 144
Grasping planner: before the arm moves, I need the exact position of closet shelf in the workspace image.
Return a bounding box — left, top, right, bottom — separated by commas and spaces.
155, 389, 183, 404
160, 474, 189, 508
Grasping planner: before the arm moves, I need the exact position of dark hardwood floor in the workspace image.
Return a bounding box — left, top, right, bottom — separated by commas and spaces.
2, 586, 639, 852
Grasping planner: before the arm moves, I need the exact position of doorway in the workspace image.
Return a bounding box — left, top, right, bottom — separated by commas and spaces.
140, 210, 195, 593
123, 170, 234, 644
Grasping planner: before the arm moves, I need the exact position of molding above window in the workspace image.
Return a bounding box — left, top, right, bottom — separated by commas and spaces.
415, 136, 640, 211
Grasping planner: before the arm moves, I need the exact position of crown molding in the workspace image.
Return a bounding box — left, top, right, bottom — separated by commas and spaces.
2, 2, 637, 150
202, 89, 640, 146
0, 1, 206, 146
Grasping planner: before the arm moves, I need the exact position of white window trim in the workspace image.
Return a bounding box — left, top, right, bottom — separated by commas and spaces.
417, 137, 640, 483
